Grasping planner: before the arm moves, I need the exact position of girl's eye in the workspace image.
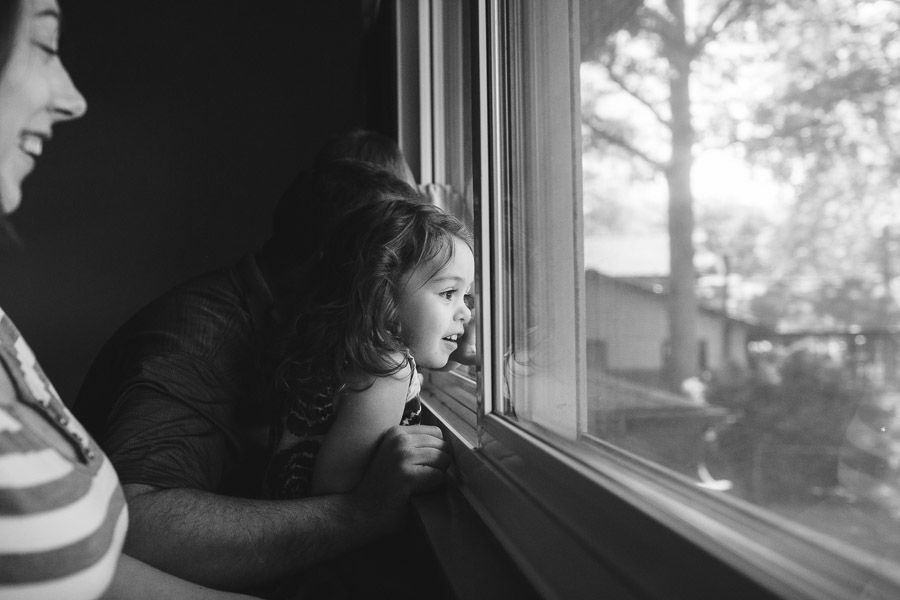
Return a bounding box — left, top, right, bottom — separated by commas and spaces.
441, 290, 456, 301
464, 294, 475, 310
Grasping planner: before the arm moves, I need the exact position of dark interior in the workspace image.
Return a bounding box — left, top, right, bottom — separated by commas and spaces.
0, 0, 384, 404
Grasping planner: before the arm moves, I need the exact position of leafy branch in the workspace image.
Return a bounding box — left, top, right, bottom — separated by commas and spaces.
603, 65, 672, 129
690, 0, 754, 57
583, 114, 668, 171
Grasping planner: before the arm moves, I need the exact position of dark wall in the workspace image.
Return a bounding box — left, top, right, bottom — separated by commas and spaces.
0, 0, 369, 403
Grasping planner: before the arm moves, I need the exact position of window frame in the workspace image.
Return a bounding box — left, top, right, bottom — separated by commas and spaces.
399, 1, 900, 598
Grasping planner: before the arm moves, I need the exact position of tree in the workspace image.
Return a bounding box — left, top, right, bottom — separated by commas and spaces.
581, 0, 900, 351
582, 0, 759, 390
738, 0, 900, 331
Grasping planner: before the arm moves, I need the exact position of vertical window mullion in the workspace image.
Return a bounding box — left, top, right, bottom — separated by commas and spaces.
428, 0, 446, 184
417, 0, 434, 184
492, 1, 581, 440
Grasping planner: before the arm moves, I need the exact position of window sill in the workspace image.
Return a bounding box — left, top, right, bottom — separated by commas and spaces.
419, 390, 899, 599
417, 394, 642, 599
410, 476, 540, 600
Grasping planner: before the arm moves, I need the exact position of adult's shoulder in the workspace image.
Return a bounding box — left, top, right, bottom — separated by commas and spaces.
99, 258, 266, 362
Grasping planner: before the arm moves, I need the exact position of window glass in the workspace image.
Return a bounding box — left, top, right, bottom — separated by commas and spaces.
421, 0, 479, 424
424, 0, 474, 227
410, 0, 900, 594
576, 0, 900, 575
496, 2, 581, 438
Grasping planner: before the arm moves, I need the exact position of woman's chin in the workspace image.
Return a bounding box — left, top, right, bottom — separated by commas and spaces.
0, 177, 23, 215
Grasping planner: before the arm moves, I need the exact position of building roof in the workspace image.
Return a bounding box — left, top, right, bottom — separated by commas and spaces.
584, 234, 669, 277
585, 268, 769, 331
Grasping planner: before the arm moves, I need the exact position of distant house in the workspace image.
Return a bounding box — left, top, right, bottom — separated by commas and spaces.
585, 269, 768, 385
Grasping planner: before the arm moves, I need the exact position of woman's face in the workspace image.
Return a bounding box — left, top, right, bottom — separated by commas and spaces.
0, 0, 86, 214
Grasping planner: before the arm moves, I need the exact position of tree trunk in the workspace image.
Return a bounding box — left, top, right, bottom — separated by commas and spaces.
665, 0, 698, 391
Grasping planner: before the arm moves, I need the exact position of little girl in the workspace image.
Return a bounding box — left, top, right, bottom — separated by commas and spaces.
265, 196, 474, 498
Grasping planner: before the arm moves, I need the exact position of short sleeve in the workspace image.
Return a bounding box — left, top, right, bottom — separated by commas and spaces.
99, 352, 237, 491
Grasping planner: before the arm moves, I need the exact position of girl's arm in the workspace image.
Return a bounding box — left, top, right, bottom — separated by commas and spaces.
311, 360, 413, 495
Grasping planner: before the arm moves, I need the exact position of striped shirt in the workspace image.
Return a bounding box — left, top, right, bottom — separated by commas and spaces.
0, 307, 128, 600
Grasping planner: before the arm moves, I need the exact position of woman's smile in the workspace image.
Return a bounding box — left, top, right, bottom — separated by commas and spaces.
19, 131, 45, 158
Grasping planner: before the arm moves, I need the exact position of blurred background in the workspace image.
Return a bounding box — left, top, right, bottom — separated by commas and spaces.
0, 0, 393, 403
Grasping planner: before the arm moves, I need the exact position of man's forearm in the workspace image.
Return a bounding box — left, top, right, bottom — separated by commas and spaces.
123, 486, 392, 590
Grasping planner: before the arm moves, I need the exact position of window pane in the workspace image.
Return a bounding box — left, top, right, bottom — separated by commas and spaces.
423, 0, 477, 391
498, 2, 581, 438
580, 0, 900, 575
427, 0, 474, 223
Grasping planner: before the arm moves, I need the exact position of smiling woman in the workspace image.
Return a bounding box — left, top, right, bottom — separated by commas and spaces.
0, 1, 261, 599
0, 0, 84, 213
0, 5, 118, 598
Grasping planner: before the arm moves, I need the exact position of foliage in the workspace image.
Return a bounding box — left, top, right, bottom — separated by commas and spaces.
741, 1, 900, 326
580, 0, 900, 333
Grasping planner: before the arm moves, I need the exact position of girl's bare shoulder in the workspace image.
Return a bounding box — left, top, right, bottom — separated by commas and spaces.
343, 352, 413, 390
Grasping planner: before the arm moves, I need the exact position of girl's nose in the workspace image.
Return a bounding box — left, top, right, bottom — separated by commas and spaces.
458, 301, 473, 323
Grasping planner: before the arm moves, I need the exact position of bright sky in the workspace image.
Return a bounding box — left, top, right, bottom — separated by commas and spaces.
691, 151, 788, 223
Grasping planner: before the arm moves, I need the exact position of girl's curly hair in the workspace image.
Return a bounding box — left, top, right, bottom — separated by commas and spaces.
270, 197, 472, 428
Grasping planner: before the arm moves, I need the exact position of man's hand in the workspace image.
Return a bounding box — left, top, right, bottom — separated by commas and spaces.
353, 425, 451, 528
120, 430, 449, 593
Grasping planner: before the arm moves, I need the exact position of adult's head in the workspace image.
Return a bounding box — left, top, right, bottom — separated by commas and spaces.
262, 159, 421, 294
0, 0, 86, 214
314, 128, 416, 188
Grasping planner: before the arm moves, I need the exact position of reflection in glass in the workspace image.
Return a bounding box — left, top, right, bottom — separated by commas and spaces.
498, 2, 581, 437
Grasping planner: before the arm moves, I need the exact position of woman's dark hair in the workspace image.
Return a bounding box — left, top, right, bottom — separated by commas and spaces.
0, 0, 21, 78
0, 0, 22, 240
271, 198, 472, 423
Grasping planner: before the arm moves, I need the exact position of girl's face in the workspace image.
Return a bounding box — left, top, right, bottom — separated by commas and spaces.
398, 237, 475, 369
0, 0, 86, 214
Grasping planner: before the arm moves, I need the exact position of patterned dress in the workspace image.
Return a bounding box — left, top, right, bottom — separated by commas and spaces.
0, 307, 128, 600
264, 355, 422, 499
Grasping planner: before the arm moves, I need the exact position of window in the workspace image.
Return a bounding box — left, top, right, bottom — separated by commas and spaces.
404, 0, 480, 443
404, 0, 900, 597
